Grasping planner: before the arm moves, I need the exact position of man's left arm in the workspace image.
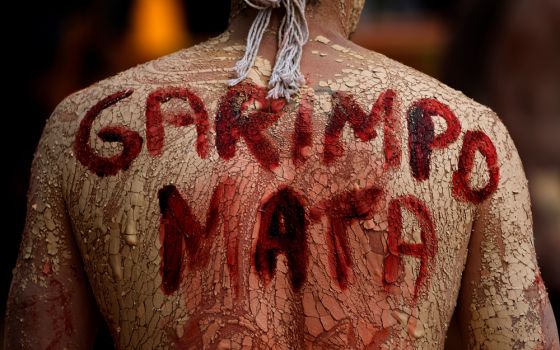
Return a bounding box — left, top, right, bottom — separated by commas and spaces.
4, 105, 100, 349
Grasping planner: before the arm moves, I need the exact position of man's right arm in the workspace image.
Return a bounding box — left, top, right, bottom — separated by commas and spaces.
455, 118, 559, 349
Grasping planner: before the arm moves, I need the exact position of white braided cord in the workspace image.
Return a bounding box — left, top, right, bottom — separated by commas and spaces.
229, 0, 308, 101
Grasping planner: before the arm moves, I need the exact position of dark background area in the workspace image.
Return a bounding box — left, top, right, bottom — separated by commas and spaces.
3, 0, 559, 347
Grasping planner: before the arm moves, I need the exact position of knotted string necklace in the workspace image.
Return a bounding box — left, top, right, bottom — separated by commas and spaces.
229, 0, 309, 101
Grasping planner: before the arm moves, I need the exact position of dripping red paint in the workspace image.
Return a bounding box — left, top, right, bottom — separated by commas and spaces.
158, 183, 223, 295
292, 94, 314, 167
215, 82, 286, 171
310, 186, 383, 289
383, 195, 437, 301
73, 87, 504, 303
253, 187, 308, 291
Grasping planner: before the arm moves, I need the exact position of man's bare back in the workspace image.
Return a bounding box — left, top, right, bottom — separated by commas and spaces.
5, 1, 559, 349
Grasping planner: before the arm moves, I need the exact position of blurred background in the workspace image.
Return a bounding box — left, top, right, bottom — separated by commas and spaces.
3, 0, 559, 347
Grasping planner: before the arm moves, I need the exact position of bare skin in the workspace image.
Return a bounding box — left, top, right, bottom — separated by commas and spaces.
5, 0, 559, 349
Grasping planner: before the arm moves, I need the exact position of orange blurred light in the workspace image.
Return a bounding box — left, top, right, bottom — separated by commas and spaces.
130, 0, 190, 59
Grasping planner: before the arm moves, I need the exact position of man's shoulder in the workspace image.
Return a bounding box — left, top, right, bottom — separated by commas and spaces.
49, 49, 194, 123
53, 32, 236, 123
351, 42, 507, 134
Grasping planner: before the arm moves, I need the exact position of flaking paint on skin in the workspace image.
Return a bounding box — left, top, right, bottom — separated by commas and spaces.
6, 15, 555, 350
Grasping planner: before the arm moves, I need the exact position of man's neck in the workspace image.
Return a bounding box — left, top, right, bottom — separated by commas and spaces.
227, 4, 351, 44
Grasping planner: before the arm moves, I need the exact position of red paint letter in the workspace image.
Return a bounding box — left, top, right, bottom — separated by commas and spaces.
253, 187, 308, 291
75, 90, 143, 176
323, 90, 399, 167
384, 195, 437, 301
216, 82, 286, 171
311, 186, 383, 289
158, 183, 223, 294
452, 130, 499, 203
146, 87, 209, 158
292, 94, 314, 167
408, 98, 461, 181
